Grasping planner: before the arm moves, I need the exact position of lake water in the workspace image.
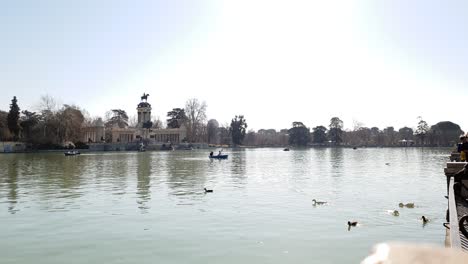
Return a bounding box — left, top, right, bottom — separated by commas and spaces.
0, 148, 452, 263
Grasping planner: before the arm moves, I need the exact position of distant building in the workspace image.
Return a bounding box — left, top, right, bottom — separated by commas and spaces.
398, 139, 414, 147
82, 118, 105, 143
82, 94, 186, 145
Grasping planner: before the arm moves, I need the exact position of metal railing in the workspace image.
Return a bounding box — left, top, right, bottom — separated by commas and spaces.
448, 177, 462, 248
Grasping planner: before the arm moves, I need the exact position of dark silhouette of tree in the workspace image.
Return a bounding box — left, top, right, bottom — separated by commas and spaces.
383, 126, 396, 146
20, 110, 39, 142
105, 109, 128, 128
166, 108, 187, 128
428, 121, 463, 146
0, 110, 10, 140
7, 96, 21, 140
328, 117, 343, 145
356, 127, 371, 145
229, 115, 247, 145
370, 127, 381, 145
255, 129, 281, 146
312, 126, 327, 144
415, 116, 429, 145
375, 128, 386, 146
218, 125, 231, 145
289, 121, 311, 146
398, 127, 414, 140
243, 129, 257, 146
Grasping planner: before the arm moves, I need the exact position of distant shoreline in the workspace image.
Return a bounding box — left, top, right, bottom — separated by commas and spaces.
0, 145, 454, 154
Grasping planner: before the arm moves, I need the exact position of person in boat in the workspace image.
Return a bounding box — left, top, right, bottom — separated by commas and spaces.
218, 150, 222, 156
210, 151, 213, 157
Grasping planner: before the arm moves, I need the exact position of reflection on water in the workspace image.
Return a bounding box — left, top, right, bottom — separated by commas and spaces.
6, 158, 18, 214
0, 148, 452, 264
136, 153, 151, 213
329, 147, 344, 174
165, 152, 208, 200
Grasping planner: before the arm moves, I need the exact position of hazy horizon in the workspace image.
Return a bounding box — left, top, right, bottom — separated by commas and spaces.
1, 0, 467, 131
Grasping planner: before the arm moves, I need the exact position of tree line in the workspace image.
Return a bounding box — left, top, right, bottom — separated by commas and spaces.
0, 95, 248, 148
1, 96, 87, 148
0, 95, 462, 148
284, 116, 464, 147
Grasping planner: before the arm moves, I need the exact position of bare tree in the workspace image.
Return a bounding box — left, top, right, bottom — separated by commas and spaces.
57, 104, 85, 143
36, 95, 60, 140
218, 123, 231, 145
352, 120, 364, 131
243, 129, 257, 146
152, 116, 164, 129
184, 98, 207, 142
37, 94, 59, 113
128, 114, 138, 127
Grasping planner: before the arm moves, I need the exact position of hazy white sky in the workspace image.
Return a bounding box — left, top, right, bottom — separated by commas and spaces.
1, 0, 467, 131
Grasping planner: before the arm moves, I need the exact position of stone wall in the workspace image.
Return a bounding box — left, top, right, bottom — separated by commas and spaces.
0, 142, 26, 153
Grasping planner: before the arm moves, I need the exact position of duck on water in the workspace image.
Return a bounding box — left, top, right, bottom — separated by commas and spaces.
312, 199, 327, 205
398, 202, 414, 208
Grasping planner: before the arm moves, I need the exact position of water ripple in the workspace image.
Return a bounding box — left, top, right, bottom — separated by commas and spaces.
0, 148, 452, 263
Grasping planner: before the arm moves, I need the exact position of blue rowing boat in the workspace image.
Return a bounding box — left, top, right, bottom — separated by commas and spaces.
64, 150, 80, 156
209, 154, 228, 159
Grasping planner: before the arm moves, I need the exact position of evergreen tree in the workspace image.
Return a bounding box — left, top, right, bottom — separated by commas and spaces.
7, 96, 21, 140
105, 109, 129, 128
289, 122, 311, 146
328, 117, 344, 145
230, 115, 247, 145
166, 108, 187, 128
312, 126, 327, 144
415, 116, 429, 145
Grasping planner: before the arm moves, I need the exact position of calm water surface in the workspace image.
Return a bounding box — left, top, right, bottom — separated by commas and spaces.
0, 148, 451, 263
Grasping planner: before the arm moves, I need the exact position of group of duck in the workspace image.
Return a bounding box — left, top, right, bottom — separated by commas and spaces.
396, 203, 429, 223
205, 190, 430, 227
312, 199, 430, 229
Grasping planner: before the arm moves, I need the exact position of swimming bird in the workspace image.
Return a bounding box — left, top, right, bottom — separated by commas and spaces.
399, 202, 415, 208
385, 163, 390, 165
421, 216, 429, 224
204, 188, 213, 193
348, 221, 358, 227
392, 210, 399, 216
312, 199, 327, 205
